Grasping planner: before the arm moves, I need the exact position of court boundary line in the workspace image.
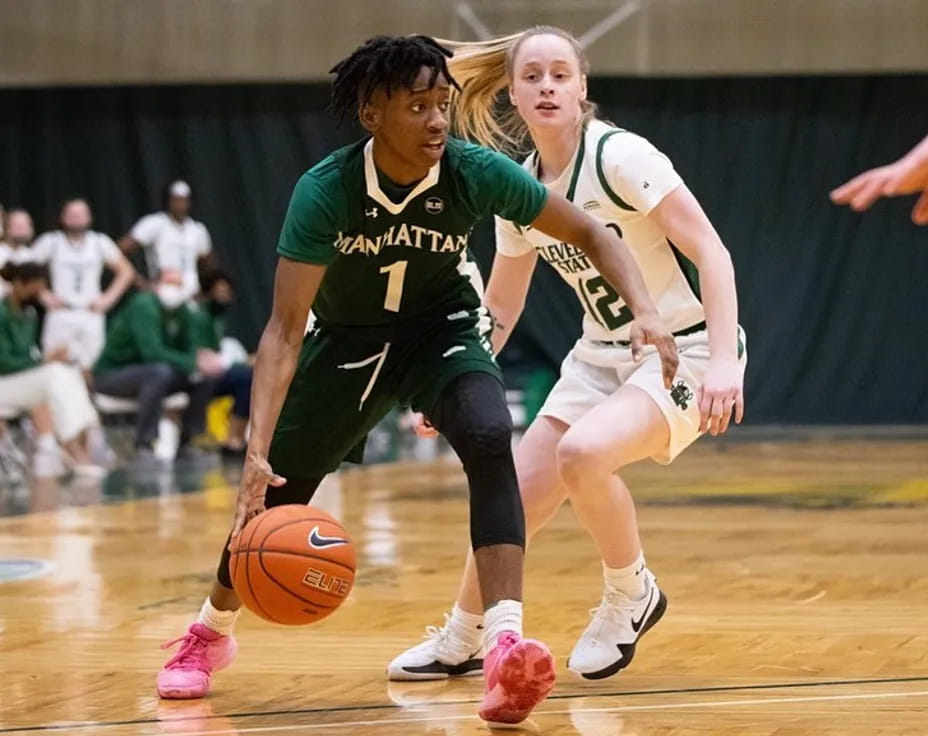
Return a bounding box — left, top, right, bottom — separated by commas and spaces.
174, 689, 928, 735
1, 675, 927, 734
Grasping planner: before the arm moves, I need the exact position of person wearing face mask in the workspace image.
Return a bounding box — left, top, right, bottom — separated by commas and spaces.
194, 268, 252, 457
0, 262, 103, 477
31, 199, 136, 373
119, 180, 215, 299
93, 268, 225, 462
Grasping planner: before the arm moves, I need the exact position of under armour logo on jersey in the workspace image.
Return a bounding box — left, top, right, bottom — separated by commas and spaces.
642, 181, 650, 189
365, 207, 379, 218
670, 380, 695, 410
425, 197, 444, 214
307, 526, 349, 549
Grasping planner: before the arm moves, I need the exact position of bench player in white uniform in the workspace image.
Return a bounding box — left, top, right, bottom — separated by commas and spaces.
32, 199, 135, 371
0, 209, 38, 297
119, 180, 213, 300
389, 26, 746, 681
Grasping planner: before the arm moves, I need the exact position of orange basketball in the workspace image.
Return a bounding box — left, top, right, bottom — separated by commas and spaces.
229, 504, 356, 625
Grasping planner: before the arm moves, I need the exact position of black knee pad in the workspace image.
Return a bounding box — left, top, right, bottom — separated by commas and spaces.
431, 373, 514, 460
431, 373, 524, 551
215, 475, 324, 589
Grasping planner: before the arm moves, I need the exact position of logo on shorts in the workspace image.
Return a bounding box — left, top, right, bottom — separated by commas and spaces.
425, 197, 444, 214
365, 207, 378, 218
307, 526, 349, 549
670, 379, 694, 410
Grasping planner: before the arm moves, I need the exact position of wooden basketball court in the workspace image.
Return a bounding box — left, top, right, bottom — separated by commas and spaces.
1, 436, 926, 735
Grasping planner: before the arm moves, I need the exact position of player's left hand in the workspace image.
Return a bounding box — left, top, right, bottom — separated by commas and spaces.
89, 296, 109, 313
698, 357, 745, 435
229, 453, 287, 547
629, 311, 679, 389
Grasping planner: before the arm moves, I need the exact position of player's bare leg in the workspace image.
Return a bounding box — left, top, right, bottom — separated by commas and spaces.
557, 386, 669, 678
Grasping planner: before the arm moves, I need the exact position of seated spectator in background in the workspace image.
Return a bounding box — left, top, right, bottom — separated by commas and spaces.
31, 199, 135, 373
93, 268, 225, 462
119, 180, 214, 300
0, 209, 37, 295
196, 268, 252, 456
0, 262, 103, 477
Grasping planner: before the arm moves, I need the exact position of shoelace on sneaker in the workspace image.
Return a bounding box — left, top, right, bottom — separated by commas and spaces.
420, 613, 476, 660
421, 611, 453, 642
161, 631, 212, 673
586, 587, 642, 639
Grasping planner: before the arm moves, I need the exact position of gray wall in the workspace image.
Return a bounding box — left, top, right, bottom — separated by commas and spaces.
2, 0, 927, 86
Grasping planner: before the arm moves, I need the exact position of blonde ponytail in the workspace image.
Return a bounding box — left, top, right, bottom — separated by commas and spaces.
442, 26, 597, 156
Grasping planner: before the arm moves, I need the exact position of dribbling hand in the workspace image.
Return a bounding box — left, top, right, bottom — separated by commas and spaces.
628, 311, 679, 389
229, 453, 287, 547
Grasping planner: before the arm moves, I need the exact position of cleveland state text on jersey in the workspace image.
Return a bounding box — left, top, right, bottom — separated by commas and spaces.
537, 241, 593, 275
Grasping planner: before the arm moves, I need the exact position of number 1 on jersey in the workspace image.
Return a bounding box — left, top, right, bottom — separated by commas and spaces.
379, 260, 408, 313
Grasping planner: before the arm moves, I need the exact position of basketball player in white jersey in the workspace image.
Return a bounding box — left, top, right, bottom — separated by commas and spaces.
389, 26, 746, 682
119, 180, 213, 300
31, 199, 135, 371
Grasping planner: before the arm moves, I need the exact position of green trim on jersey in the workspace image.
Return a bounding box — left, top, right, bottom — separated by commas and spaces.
565, 132, 587, 202
595, 130, 637, 212
668, 239, 702, 302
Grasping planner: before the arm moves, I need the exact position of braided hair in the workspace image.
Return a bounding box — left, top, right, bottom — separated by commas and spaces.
329, 35, 460, 123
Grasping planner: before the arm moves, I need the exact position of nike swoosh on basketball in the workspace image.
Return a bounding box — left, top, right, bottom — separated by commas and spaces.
307, 526, 349, 549
630, 588, 655, 633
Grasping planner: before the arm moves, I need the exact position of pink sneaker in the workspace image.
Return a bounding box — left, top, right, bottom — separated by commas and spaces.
157, 623, 238, 699
478, 632, 556, 725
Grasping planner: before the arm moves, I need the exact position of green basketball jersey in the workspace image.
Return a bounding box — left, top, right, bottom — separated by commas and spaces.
277, 137, 548, 341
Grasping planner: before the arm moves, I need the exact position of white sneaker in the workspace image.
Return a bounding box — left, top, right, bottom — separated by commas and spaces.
387, 614, 484, 681
32, 445, 66, 479
567, 569, 667, 680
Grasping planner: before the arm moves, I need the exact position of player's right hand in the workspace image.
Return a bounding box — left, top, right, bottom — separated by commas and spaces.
629, 310, 679, 389
229, 453, 287, 546
41, 292, 65, 310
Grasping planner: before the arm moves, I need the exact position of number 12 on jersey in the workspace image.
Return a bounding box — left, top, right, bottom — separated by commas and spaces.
379, 260, 408, 313
579, 276, 634, 331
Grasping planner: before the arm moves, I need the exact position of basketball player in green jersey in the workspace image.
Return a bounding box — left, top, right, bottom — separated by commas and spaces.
156, 35, 678, 725
389, 27, 745, 683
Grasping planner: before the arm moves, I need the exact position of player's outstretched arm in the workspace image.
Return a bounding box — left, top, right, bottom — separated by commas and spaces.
231, 257, 326, 541
831, 133, 928, 224
530, 192, 679, 387
484, 250, 537, 355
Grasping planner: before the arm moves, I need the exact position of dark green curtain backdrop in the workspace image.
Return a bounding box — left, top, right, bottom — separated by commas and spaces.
2, 76, 926, 423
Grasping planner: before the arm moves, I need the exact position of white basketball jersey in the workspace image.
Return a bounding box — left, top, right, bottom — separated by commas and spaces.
496, 120, 705, 342
131, 212, 211, 298
31, 230, 121, 308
